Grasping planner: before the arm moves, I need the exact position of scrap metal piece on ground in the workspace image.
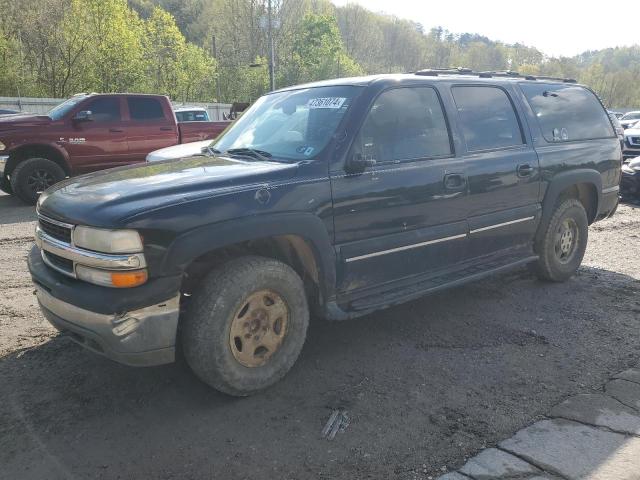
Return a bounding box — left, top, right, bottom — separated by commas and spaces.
321, 409, 349, 440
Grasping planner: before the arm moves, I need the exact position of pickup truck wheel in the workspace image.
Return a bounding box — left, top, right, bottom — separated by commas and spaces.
534, 198, 588, 282
10, 157, 65, 205
0, 177, 12, 194
182, 256, 309, 396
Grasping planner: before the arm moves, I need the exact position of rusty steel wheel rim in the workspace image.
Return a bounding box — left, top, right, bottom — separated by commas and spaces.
229, 289, 289, 368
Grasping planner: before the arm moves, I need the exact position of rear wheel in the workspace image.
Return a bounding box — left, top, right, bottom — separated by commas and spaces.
533, 198, 588, 282
10, 157, 65, 205
182, 256, 309, 396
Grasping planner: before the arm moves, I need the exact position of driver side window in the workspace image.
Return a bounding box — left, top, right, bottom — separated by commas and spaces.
354, 87, 452, 164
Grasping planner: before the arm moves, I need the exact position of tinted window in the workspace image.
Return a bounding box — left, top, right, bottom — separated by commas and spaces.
354, 87, 451, 162
127, 97, 165, 121
452, 86, 524, 151
520, 83, 614, 142
85, 97, 120, 122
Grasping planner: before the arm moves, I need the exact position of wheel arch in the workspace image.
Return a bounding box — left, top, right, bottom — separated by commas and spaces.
540, 169, 602, 227
6, 144, 71, 177
164, 213, 337, 309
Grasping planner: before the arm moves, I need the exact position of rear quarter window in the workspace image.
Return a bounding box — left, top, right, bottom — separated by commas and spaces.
519, 83, 614, 142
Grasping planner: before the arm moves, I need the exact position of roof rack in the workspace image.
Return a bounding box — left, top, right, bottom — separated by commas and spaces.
414, 67, 577, 83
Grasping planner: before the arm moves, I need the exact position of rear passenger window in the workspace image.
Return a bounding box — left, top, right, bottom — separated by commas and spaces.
354, 87, 451, 162
127, 97, 165, 121
452, 86, 524, 151
84, 97, 120, 122
520, 83, 614, 142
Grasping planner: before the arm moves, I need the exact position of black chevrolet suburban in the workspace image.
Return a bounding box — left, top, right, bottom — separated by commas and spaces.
29, 70, 622, 396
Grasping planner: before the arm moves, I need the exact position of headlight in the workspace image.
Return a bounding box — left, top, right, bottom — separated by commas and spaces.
73, 226, 143, 253
0, 141, 5, 151
76, 265, 148, 288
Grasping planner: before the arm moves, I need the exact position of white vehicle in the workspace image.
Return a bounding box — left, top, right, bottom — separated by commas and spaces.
146, 140, 213, 162
619, 111, 640, 129
174, 106, 210, 122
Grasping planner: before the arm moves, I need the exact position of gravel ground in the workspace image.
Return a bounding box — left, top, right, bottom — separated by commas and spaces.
0, 191, 638, 480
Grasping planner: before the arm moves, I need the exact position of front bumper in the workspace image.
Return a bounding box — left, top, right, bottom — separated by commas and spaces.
28, 246, 181, 366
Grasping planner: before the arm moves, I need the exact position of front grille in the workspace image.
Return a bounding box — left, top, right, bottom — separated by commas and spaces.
43, 251, 74, 273
39, 217, 72, 243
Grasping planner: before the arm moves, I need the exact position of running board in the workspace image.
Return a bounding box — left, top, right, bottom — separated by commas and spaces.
342, 255, 538, 315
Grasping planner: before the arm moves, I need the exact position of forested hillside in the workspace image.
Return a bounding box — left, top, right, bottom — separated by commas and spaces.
2, 0, 640, 108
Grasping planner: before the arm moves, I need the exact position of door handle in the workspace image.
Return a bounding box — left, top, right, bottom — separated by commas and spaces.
160, 126, 173, 131
109, 128, 124, 133
443, 173, 466, 191
517, 164, 534, 177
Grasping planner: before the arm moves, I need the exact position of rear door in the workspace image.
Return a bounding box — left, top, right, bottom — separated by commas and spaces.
65, 96, 129, 173
331, 85, 468, 299
124, 96, 179, 163
450, 84, 541, 260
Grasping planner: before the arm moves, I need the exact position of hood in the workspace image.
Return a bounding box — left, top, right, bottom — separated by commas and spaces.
146, 140, 211, 162
0, 113, 51, 130
38, 155, 298, 226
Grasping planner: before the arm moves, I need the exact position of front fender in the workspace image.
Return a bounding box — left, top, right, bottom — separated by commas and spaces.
6, 141, 71, 174
161, 212, 337, 299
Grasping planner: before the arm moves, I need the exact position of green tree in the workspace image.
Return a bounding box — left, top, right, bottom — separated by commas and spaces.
281, 14, 362, 85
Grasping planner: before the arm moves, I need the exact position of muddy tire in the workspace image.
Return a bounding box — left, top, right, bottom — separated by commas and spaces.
534, 198, 588, 282
10, 157, 65, 205
182, 256, 309, 396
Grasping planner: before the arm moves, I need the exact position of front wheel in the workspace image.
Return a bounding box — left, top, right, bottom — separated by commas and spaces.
533, 198, 588, 282
10, 157, 66, 205
182, 256, 309, 396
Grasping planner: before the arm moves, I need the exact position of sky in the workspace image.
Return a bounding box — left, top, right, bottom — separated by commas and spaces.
330, 0, 632, 57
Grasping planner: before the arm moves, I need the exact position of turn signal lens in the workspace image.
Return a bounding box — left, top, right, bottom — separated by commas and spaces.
111, 270, 148, 288
76, 264, 148, 288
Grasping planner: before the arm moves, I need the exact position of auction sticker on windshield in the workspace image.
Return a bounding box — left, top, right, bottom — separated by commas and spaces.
308, 97, 346, 109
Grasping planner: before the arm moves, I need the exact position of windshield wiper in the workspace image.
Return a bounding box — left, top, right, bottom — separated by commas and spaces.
225, 148, 273, 162
202, 145, 222, 156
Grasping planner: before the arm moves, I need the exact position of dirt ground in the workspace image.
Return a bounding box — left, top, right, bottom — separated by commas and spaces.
0, 191, 639, 480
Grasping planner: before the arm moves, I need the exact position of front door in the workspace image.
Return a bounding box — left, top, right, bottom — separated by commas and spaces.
450, 84, 541, 260
66, 96, 129, 173
331, 86, 468, 301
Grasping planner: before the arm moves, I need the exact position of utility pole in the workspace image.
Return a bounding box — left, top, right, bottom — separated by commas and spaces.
212, 34, 221, 103
267, 0, 275, 91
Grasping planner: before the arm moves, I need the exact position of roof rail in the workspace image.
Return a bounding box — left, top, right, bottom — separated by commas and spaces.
414, 67, 577, 83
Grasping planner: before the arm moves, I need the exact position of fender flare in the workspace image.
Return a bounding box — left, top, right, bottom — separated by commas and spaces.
537, 168, 602, 239
162, 212, 337, 300
6, 142, 71, 175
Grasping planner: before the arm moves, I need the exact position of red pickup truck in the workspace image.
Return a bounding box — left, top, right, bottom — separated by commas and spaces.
0, 93, 230, 203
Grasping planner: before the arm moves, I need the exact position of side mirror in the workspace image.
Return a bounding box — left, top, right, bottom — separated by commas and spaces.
346, 152, 376, 174
73, 110, 93, 122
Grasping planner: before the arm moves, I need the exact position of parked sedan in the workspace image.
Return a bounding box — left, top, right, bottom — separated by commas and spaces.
146, 139, 213, 162
619, 111, 640, 129
622, 124, 640, 160
621, 156, 640, 199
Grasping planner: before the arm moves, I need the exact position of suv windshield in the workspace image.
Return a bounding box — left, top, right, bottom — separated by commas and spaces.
622, 112, 640, 120
213, 85, 360, 161
47, 96, 87, 121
